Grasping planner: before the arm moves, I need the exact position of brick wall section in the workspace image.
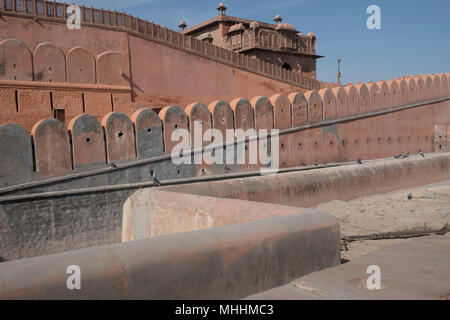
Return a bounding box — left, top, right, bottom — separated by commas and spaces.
0, 81, 131, 131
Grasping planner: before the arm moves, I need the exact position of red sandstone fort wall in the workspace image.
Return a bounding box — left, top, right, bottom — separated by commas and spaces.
127, 34, 301, 109
0, 73, 449, 187
0, 2, 449, 189
0, 4, 328, 129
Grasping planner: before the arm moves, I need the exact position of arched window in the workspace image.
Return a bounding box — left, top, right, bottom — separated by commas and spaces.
282, 63, 292, 71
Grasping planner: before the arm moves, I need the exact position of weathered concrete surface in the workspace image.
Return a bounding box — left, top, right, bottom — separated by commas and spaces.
122, 189, 306, 241
0, 189, 134, 262
66, 47, 96, 84
0, 157, 198, 261
165, 153, 450, 208
1, 153, 448, 261
246, 235, 450, 300
0, 211, 340, 300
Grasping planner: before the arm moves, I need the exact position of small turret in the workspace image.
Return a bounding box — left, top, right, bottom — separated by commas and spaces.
274, 14, 283, 24
217, 3, 227, 15
178, 20, 187, 31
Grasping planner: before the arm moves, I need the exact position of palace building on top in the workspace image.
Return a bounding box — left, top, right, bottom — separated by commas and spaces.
181, 3, 323, 79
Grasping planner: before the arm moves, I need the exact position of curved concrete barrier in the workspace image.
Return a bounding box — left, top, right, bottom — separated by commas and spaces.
165, 153, 450, 208
0, 211, 340, 300
122, 189, 308, 241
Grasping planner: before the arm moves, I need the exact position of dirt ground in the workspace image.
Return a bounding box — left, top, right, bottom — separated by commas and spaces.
314, 180, 450, 261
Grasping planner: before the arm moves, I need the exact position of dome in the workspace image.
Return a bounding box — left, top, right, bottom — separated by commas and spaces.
217, 2, 227, 13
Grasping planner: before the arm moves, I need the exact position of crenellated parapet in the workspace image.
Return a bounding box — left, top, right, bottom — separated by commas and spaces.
0, 73, 449, 189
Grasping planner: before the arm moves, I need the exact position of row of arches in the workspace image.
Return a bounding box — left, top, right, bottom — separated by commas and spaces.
0, 38, 127, 85
0, 72, 448, 184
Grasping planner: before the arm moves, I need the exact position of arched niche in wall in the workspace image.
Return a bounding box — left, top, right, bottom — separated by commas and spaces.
33, 42, 66, 83
96, 51, 129, 86
67, 47, 96, 84
0, 38, 33, 81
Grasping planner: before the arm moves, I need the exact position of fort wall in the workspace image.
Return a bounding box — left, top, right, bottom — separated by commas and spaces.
0, 1, 449, 264
0, 72, 447, 262
0, 2, 334, 129
0, 73, 448, 188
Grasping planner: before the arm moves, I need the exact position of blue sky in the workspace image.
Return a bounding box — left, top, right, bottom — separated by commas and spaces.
72, 0, 450, 84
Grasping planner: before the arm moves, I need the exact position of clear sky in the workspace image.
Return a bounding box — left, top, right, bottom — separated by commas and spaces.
72, 0, 450, 84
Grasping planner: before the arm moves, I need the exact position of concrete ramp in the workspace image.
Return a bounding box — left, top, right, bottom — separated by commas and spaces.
246, 235, 450, 300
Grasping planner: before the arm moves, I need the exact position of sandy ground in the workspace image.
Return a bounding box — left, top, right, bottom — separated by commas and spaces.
314, 180, 450, 261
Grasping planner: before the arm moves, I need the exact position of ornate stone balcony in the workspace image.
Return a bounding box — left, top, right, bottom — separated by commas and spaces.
226, 25, 317, 56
